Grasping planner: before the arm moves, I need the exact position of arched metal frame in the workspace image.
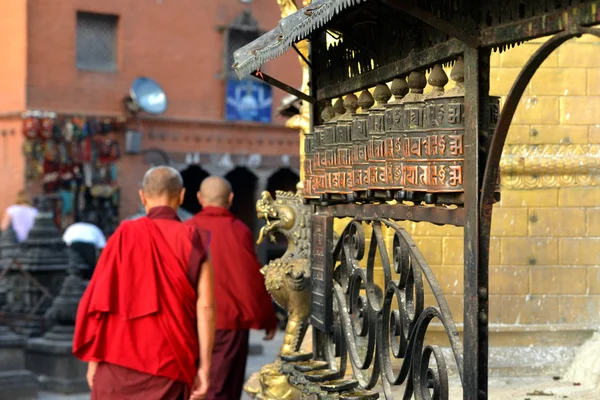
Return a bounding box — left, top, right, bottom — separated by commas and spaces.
319, 219, 465, 399
481, 27, 600, 216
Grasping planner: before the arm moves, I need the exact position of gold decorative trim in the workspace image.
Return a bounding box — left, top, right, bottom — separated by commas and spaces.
277, 0, 312, 181
500, 144, 600, 189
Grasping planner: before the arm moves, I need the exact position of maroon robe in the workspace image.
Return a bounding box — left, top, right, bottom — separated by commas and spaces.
74, 207, 207, 399
185, 207, 276, 400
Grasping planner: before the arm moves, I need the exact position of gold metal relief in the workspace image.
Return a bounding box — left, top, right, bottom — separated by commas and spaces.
500, 143, 600, 189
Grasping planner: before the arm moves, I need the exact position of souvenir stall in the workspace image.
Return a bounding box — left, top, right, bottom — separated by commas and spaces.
22, 111, 123, 234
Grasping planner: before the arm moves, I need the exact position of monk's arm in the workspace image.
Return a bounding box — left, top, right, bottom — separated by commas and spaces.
197, 257, 215, 372
86, 361, 98, 388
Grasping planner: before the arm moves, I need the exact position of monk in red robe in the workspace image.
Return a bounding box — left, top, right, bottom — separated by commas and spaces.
73, 166, 216, 400
185, 176, 277, 400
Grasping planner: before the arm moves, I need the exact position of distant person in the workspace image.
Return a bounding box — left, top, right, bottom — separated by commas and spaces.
73, 166, 215, 400
62, 217, 107, 280
185, 176, 277, 400
0, 190, 39, 242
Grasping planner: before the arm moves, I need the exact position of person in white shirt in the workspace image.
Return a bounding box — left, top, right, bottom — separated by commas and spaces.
1, 190, 39, 242
62, 216, 107, 280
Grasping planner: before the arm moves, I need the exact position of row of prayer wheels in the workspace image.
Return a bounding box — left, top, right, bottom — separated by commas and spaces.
303, 58, 500, 205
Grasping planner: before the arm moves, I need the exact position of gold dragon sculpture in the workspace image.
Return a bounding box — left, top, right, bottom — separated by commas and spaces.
243, 2, 314, 398
244, 184, 312, 399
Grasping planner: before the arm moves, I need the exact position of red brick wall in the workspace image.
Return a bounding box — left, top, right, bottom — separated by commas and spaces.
1, 0, 302, 220
25, 0, 300, 123
115, 148, 149, 219
141, 118, 299, 156
0, 120, 27, 214
0, 0, 27, 113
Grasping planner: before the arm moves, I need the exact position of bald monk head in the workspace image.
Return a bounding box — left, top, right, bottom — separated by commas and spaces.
138, 166, 185, 213
197, 176, 233, 209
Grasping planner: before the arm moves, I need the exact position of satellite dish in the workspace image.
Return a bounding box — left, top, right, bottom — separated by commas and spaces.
128, 77, 168, 115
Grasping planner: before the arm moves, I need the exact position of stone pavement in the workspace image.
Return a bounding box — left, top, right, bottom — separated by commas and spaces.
37, 330, 600, 399
38, 329, 284, 400
486, 377, 600, 399
390, 377, 600, 399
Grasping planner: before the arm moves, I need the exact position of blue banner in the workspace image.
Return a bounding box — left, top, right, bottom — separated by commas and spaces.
225, 78, 272, 123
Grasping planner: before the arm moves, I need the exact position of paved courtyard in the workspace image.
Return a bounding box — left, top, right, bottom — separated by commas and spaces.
38, 330, 283, 400
38, 330, 600, 399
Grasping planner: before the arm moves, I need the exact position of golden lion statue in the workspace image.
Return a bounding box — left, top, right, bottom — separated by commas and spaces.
244, 185, 312, 399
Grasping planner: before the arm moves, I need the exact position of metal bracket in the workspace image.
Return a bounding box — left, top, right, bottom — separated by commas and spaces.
251, 71, 316, 104
292, 43, 312, 69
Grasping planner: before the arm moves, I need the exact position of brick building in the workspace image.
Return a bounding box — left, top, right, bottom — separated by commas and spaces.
0, 0, 301, 242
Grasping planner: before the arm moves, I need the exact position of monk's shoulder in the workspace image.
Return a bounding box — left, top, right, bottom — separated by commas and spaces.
184, 214, 204, 226
171, 219, 201, 241
112, 218, 157, 242
118, 218, 145, 234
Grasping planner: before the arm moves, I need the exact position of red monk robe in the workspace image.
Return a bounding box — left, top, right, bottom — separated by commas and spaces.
73, 207, 208, 399
185, 206, 276, 400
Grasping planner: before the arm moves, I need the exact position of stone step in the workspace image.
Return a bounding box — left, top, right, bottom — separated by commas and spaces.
293, 360, 329, 373
339, 389, 380, 399
281, 351, 313, 362
320, 378, 359, 393
304, 369, 343, 383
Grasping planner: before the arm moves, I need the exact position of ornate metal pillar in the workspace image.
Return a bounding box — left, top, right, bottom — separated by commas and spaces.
463, 47, 491, 400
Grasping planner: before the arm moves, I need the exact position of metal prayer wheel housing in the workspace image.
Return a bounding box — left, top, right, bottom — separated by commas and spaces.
311, 124, 326, 197
417, 63, 465, 193
314, 123, 330, 196
352, 90, 374, 193
318, 99, 343, 196
303, 128, 315, 198
384, 77, 409, 192
366, 84, 391, 191
301, 61, 500, 203
322, 121, 338, 195
400, 71, 429, 193
332, 94, 357, 195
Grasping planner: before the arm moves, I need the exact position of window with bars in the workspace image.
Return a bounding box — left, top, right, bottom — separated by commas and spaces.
223, 11, 261, 78
76, 12, 118, 71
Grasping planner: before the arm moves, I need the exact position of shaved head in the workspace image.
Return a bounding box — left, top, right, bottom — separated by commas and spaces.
198, 176, 232, 208
142, 166, 183, 199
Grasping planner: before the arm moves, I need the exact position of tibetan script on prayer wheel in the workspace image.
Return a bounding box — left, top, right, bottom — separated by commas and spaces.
310, 125, 325, 197
302, 61, 499, 201
366, 84, 390, 190
303, 127, 315, 198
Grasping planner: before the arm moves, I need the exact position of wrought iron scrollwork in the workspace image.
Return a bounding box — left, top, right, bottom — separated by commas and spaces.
322, 218, 463, 399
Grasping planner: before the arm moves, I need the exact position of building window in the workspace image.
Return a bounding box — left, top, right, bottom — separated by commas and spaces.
223, 10, 261, 78
76, 12, 118, 71
222, 10, 272, 124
